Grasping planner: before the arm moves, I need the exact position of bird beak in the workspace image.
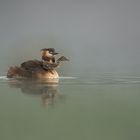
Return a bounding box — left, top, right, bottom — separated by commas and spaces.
53, 53, 59, 55
52, 52, 59, 55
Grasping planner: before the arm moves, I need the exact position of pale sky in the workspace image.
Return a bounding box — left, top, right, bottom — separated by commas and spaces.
0, 0, 140, 74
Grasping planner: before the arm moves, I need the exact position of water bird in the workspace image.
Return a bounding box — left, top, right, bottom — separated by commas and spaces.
7, 48, 69, 80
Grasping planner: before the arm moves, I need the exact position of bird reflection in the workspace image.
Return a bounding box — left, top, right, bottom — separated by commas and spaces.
7, 78, 65, 107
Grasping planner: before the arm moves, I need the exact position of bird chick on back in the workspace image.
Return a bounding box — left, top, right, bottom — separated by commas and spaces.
41, 48, 58, 63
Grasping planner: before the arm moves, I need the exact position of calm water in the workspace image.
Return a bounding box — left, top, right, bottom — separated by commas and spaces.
0, 73, 140, 140
1, 0, 140, 139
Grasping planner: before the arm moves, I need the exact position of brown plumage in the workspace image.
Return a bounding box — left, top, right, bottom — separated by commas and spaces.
7, 65, 59, 79
7, 48, 69, 80
21, 60, 44, 71
7, 57, 69, 79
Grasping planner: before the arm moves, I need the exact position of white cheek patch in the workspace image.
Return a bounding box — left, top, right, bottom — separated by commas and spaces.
45, 51, 52, 57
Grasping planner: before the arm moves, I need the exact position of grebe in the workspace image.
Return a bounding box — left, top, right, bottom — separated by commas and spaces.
7, 48, 69, 80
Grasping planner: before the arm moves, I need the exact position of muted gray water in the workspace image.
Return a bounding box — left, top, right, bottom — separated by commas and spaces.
0, 74, 140, 140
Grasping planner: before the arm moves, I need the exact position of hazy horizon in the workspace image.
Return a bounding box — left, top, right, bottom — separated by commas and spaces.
0, 0, 140, 75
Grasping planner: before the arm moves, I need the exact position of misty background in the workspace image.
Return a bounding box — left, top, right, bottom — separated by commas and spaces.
0, 0, 140, 76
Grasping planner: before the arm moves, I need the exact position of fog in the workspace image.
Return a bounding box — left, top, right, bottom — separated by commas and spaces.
0, 0, 140, 75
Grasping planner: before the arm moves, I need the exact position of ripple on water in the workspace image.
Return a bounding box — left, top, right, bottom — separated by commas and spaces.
0, 76, 8, 80
0, 75, 140, 85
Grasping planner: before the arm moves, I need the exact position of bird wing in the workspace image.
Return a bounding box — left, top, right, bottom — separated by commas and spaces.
42, 61, 58, 70
21, 60, 44, 71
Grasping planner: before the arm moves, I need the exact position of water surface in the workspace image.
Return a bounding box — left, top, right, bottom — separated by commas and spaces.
0, 74, 140, 140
